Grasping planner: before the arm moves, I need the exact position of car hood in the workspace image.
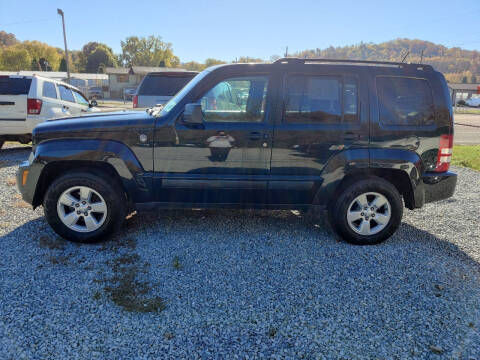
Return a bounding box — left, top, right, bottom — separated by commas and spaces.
34, 110, 155, 140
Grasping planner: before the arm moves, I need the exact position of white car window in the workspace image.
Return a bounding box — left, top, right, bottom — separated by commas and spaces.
43, 82, 57, 99
58, 85, 75, 102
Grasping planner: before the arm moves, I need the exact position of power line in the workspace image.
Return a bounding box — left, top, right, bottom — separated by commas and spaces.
0, 18, 56, 27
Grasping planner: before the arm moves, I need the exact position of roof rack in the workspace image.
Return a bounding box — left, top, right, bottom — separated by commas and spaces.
273, 57, 433, 71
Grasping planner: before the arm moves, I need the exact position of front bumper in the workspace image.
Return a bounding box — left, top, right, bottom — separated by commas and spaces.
421, 171, 457, 205
16, 154, 43, 207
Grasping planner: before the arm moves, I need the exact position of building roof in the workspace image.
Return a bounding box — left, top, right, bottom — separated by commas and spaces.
105, 67, 129, 75
448, 83, 480, 91
0, 70, 108, 80
106, 66, 187, 75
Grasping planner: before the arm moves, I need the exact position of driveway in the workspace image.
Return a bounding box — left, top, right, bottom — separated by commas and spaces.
0, 146, 479, 359
454, 113, 480, 145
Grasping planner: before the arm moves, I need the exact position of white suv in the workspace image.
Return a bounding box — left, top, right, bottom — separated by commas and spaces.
0, 75, 98, 148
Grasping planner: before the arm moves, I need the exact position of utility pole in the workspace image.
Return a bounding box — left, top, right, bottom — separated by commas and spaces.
284, 46, 288, 57
57, 8, 70, 83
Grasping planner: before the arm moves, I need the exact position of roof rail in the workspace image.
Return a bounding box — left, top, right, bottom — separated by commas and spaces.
273, 57, 433, 71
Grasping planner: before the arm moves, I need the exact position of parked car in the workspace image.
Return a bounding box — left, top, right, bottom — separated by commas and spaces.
17, 58, 456, 245
465, 96, 480, 107
0, 75, 98, 148
133, 71, 198, 108
87, 86, 104, 100
123, 87, 137, 101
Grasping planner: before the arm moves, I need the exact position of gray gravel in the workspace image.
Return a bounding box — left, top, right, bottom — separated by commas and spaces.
0, 145, 479, 359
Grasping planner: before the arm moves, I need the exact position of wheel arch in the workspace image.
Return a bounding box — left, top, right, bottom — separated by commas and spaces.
30, 138, 150, 208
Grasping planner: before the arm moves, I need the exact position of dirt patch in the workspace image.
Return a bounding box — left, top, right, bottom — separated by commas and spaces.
5, 177, 16, 186
95, 245, 165, 313
39, 235, 67, 250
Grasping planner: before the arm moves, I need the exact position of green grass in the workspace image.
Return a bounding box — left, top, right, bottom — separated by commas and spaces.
452, 145, 480, 171
454, 107, 480, 114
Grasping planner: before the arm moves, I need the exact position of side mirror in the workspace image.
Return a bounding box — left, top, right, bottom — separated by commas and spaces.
183, 103, 203, 125
89, 99, 98, 107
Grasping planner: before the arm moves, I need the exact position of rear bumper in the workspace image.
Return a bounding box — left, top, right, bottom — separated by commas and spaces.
421, 171, 457, 205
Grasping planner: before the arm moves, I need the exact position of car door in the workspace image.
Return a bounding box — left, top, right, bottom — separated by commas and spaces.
154, 74, 273, 205
269, 67, 369, 205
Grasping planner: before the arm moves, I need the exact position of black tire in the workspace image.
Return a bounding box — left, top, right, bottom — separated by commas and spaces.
0, 140, 4, 149
329, 176, 403, 245
43, 171, 126, 243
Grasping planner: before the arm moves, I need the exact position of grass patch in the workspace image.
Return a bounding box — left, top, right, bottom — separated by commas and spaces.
172, 256, 183, 270
452, 145, 480, 171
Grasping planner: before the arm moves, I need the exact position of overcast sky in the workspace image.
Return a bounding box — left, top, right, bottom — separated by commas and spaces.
1, 0, 479, 62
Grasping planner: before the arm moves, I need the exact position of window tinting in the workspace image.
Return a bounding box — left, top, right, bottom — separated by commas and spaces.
42, 82, 57, 99
285, 75, 358, 124
0, 77, 32, 95
376, 77, 435, 126
139, 75, 195, 96
200, 76, 268, 123
58, 85, 75, 102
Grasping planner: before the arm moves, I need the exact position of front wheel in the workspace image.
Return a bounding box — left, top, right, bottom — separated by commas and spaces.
329, 177, 403, 245
43, 171, 126, 243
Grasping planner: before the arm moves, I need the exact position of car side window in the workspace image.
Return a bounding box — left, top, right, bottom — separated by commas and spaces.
284, 75, 358, 124
42, 82, 57, 99
200, 76, 268, 123
58, 85, 75, 102
73, 90, 89, 106
376, 76, 435, 126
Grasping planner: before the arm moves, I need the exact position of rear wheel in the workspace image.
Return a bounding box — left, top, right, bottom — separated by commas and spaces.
43, 171, 126, 243
329, 177, 403, 245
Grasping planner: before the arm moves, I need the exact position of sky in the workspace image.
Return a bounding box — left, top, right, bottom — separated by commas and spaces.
1, 0, 479, 63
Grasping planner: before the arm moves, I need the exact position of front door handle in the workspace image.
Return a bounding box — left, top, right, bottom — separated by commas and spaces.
249, 132, 263, 140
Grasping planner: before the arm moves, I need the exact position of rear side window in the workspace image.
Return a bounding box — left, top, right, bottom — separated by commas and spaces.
138, 75, 194, 96
376, 77, 435, 126
284, 75, 358, 124
0, 77, 32, 95
58, 85, 75, 102
42, 82, 57, 99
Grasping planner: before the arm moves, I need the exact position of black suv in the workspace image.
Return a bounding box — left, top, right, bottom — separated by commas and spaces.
17, 58, 457, 245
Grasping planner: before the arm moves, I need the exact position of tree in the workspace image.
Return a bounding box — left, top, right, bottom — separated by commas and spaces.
76, 42, 115, 72
183, 61, 206, 71
20, 41, 61, 70
39, 58, 51, 71
0, 31, 17, 47
120, 35, 179, 67
236, 56, 263, 63
31, 57, 40, 71
85, 45, 117, 73
59, 57, 67, 72
204, 58, 226, 68
0, 45, 32, 71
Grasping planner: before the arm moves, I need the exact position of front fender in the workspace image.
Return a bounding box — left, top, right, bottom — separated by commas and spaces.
28, 139, 150, 207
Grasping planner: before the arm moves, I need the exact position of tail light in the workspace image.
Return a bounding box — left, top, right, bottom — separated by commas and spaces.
27, 98, 42, 114
133, 95, 138, 108
434, 134, 453, 172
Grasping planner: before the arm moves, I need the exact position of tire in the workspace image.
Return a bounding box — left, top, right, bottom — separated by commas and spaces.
0, 140, 4, 149
329, 176, 403, 245
43, 171, 126, 243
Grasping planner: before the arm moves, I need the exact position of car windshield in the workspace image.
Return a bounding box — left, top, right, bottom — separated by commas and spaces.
159, 70, 210, 116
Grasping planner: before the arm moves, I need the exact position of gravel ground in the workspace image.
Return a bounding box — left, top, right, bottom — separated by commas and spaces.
0, 144, 479, 359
